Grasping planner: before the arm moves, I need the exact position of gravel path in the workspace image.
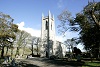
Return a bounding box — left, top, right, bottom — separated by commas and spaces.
16, 57, 82, 67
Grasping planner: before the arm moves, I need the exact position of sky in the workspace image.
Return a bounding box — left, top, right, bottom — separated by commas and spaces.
0, 0, 99, 50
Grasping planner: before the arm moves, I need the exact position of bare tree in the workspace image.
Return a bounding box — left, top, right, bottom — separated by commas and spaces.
35, 38, 41, 55
28, 36, 36, 56
64, 38, 78, 59
15, 30, 31, 56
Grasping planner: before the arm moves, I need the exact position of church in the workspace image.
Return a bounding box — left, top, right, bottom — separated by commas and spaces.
40, 11, 66, 58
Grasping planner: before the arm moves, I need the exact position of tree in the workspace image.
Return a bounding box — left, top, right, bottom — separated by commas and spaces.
58, 9, 79, 35
0, 12, 18, 57
73, 47, 82, 61
64, 38, 79, 59
15, 30, 31, 56
58, 2, 100, 58
34, 38, 41, 55
64, 38, 78, 53
29, 37, 41, 56
30, 37, 37, 56
75, 2, 100, 58
22, 39, 28, 55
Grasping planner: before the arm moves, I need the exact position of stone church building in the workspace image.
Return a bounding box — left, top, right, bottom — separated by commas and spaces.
40, 11, 66, 58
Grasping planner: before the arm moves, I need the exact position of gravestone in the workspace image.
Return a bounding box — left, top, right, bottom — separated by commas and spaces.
11, 59, 15, 66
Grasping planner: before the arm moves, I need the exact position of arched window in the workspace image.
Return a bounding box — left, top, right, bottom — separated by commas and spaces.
51, 22, 52, 30
46, 21, 48, 30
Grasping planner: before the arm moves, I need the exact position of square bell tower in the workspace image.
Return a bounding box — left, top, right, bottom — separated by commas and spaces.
41, 11, 56, 58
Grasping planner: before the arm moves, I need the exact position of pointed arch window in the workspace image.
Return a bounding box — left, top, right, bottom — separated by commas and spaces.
46, 21, 48, 30
51, 22, 52, 30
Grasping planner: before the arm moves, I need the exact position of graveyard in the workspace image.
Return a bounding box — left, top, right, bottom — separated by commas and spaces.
0, 0, 100, 67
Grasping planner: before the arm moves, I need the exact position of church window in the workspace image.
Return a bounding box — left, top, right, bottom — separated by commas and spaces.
46, 21, 48, 30
51, 22, 52, 30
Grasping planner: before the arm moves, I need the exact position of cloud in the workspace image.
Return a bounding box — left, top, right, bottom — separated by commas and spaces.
57, 0, 63, 8
17, 22, 78, 42
17, 22, 41, 37
17, 22, 25, 30
56, 36, 64, 42
17, 21, 24, 27
77, 44, 85, 52
17, 22, 66, 42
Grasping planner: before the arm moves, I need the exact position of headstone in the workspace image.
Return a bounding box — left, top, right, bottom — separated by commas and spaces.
77, 54, 81, 61
11, 59, 15, 66
2, 57, 8, 65
16, 55, 18, 58
7, 56, 10, 62
27, 55, 29, 59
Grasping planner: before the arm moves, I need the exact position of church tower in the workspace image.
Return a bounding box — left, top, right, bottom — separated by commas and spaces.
41, 11, 56, 57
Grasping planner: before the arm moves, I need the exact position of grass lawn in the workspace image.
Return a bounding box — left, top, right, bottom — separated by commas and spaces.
63, 59, 100, 67
82, 61, 100, 67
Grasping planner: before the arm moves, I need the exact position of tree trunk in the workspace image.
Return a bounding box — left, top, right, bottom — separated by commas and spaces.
23, 47, 25, 55
98, 44, 100, 58
6, 46, 9, 55
16, 47, 19, 56
90, 8, 100, 26
1, 46, 5, 58
37, 45, 38, 55
32, 44, 34, 56
11, 48, 13, 60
